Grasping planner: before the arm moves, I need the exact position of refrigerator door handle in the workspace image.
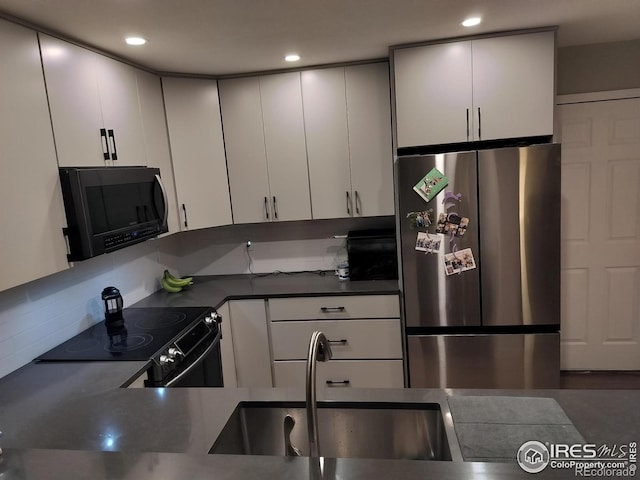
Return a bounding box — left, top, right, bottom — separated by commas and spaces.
477, 107, 482, 140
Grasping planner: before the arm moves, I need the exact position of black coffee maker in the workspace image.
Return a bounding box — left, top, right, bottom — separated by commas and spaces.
102, 286, 125, 334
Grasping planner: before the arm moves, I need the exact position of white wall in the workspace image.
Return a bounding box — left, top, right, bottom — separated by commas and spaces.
0, 239, 171, 379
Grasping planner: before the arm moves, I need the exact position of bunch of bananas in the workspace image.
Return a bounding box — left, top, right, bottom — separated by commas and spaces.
161, 270, 194, 293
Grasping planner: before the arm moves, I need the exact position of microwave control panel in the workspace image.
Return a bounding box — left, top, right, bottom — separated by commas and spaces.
104, 225, 161, 250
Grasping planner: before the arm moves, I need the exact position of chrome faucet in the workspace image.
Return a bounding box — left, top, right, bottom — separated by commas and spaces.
306, 331, 332, 458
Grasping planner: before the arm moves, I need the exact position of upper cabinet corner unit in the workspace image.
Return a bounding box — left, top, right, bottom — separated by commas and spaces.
40, 34, 147, 166
393, 30, 555, 148
162, 77, 232, 231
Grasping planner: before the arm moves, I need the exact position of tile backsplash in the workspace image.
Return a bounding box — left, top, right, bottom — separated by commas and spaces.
0, 216, 393, 379
0, 239, 170, 379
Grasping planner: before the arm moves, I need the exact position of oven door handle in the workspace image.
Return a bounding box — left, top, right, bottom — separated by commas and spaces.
164, 328, 222, 387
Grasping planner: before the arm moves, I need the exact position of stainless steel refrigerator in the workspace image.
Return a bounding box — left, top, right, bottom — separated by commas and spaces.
396, 143, 561, 389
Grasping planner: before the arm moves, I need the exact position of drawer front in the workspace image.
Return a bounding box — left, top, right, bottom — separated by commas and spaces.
269, 295, 399, 321
271, 319, 402, 360
273, 360, 404, 388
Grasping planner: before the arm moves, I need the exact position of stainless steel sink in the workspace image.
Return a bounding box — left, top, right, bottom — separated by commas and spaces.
210, 401, 452, 461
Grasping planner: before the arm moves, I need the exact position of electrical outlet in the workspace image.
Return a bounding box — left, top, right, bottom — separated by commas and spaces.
246, 240, 252, 250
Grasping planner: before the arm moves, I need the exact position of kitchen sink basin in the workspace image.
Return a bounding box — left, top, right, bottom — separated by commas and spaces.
209, 401, 452, 461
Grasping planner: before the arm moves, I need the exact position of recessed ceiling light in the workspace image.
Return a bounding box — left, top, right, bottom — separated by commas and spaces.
462, 17, 481, 27
284, 54, 301, 62
125, 37, 147, 46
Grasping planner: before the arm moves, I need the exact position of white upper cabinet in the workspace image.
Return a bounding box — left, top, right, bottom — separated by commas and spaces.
92, 54, 147, 166
259, 72, 311, 222
135, 70, 180, 235
471, 32, 555, 141
393, 31, 555, 148
40, 34, 147, 166
0, 20, 69, 291
303, 64, 394, 219
219, 76, 272, 224
162, 77, 232, 231
394, 41, 473, 147
345, 63, 394, 217
219, 72, 311, 224
302, 67, 353, 219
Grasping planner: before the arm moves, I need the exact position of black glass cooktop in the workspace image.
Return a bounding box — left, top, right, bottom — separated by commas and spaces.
37, 306, 211, 362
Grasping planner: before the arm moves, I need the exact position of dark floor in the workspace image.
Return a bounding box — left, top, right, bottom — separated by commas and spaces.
560, 371, 640, 389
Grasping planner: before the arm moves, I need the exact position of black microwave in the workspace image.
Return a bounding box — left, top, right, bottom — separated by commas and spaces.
59, 166, 169, 261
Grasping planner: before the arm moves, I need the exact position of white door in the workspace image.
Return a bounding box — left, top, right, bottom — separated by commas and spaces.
393, 41, 472, 147
260, 72, 312, 222
94, 55, 147, 166
218, 76, 271, 223
558, 95, 640, 370
0, 20, 69, 291
345, 62, 394, 217
301, 67, 352, 219
163, 77, 232, 230
40, 34, 106, 166
472, 31, 555, 141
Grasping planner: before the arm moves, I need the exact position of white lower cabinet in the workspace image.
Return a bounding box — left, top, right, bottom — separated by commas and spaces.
274, 360, 404, 388
271, 319, 402, 360
269, 294, 403, 388
228, 299, 273, 387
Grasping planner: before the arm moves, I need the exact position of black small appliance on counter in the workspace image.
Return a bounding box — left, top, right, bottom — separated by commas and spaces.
347, 229, 398, 281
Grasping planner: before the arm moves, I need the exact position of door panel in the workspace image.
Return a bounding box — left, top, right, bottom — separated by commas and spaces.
218, 77, 271, 224
394, 41, 473, 147
397, 151, 481, 327
302, 68, 352, 219
408, 334, 560, 388
559, 97, 640, 370
260, 72, 311, 221
478, 144, 561, 326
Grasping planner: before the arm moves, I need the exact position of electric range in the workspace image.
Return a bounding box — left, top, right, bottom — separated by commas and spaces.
36, 306, 223, 387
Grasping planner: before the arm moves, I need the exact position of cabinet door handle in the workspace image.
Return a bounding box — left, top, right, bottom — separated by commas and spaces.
466, 108, 470, 141
477, 107, 482, 141
107, 129, 118, 162
182, 203, 188, 229
326, 380, 350, 386
100, 128, 110, 162
354, 191, 360, 215
264, 196, 269, 220
328, 339, 348, 345
321, 306, 345, 313
272, 196, 278, 220
346, 191, 351, 215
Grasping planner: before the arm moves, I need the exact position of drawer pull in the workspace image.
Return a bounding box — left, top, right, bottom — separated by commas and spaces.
321, 307, 345, 313
326, 380, 350, 386
328, 339, 348, 345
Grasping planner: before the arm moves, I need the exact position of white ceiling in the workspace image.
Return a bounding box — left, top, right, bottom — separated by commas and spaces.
0, 0, 639, 76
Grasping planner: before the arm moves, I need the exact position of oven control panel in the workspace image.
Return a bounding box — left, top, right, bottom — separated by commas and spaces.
147, 309, 222, 386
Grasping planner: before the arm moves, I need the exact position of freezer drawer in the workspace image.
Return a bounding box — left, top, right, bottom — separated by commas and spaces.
408, 333, 559, 389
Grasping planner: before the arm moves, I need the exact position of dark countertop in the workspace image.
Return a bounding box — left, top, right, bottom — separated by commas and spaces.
1, 273, 638, 479
129, 272, 400, 309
